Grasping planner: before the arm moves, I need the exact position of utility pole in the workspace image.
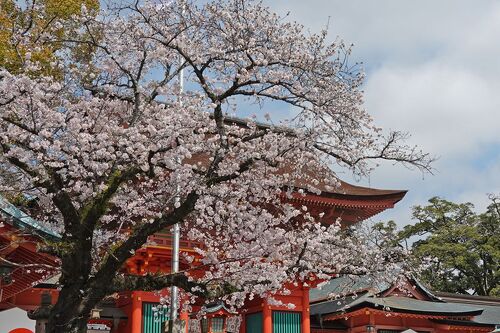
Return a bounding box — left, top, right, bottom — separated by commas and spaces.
169, 9, 185, 331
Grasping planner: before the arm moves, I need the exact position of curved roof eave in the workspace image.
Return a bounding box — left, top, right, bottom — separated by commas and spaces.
323, 296, 484, 320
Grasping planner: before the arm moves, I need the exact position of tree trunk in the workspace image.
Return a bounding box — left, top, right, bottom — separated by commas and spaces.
40, 190, 198, 332
44, 234, 100, 333
45, 287, 91, 333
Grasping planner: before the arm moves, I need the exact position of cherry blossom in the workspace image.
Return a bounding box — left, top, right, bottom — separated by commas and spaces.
0, 1, 432, 332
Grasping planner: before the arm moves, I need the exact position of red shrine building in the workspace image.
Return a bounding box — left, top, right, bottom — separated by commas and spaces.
1, 178, 499, 333
309, 277, 500, 333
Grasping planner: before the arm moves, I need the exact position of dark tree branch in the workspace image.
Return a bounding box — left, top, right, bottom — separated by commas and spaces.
89, 191, 200, 293
314, 132, 436, 174
80, 167, 140, 228
110, 273, 208, 297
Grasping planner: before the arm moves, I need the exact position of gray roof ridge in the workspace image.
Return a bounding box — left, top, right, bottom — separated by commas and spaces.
363, 295, 485, 315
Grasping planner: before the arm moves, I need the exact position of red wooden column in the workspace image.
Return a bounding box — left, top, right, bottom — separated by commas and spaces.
180, 311, 189, 333
130, 291, 142, 333
301, 287, 310, 333
240, 313, 246, 333
263, 300, 272, 333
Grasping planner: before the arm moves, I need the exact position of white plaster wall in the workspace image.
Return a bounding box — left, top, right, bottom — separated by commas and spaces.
0, 307, 35, 332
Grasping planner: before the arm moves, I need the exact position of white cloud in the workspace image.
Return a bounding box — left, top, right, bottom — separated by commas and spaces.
364, 62, 500, 156
268, 0, 499, 65
267, 0, 500, 225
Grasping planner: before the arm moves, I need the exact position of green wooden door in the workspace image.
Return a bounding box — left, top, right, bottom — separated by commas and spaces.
272, 311, 301, 333
211, 317, 225, 333
245, 312, 263, 333
143, 302, 169, 333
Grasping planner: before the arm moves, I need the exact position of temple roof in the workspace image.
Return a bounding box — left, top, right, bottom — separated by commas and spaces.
310, 277, 500, 326
310, 275, 441, 304
221, 115, 401, 196
430, 319, 496, 328
186, 152, 406, 199
310, 276, 390, 303
0, 195, 60, 241
473, 305, 500, 324
315, 295, 485, 321
185, 152, 406, 224
310, 292, 371, 316
0, 195, 60, 306
353, 296, 483, 316
433, 293, 500, 325
188, 114, 408, 206
329, 180, 406, 197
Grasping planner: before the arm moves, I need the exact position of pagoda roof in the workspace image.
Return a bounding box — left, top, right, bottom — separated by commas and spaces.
327, 179, 406, 197
186, 152, 406, 224
283, 164, 407, 200
186, 115, 407, 203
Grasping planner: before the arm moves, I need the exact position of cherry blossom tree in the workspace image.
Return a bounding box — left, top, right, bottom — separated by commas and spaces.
0, 0, 433, 332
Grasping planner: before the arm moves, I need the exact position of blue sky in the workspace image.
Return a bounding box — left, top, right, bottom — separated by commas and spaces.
267, 0, 500, 226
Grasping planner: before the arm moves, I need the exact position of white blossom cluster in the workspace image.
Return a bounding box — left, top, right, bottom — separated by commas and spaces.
0, 0, 428, 309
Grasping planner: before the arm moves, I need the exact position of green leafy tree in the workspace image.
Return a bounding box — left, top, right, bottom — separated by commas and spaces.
398, 196, 500, 296
0, 0, 98, 76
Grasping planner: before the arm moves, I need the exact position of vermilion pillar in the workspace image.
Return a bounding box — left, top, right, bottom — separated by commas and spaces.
180, 311, 189, 333
263, 300, 272, 333
131, 292, 142, 333
240, 312, 246, 333
301, 287, 310, 333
